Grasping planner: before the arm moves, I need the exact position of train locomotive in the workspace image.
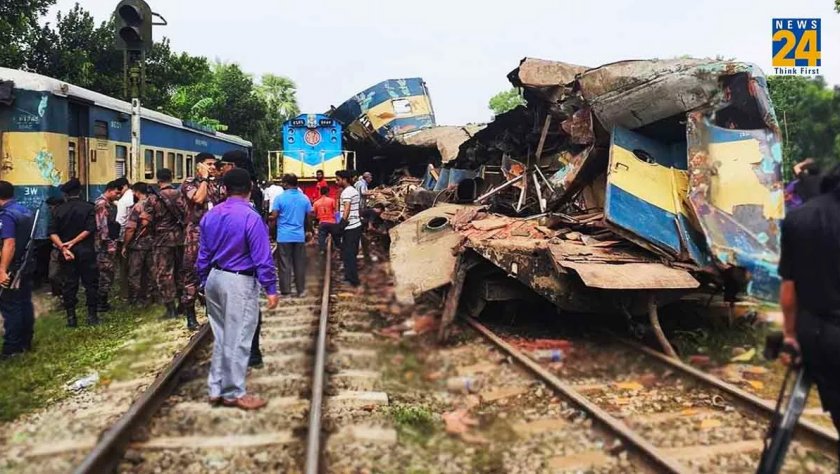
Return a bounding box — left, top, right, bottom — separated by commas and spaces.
278, 113, 347, 200
0, 67, 252, 238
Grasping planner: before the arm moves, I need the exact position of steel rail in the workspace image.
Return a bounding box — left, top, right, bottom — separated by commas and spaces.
304, 239, 332, 474
74, 323, 212, 474
613, 334, 839, 460
465, 317, 689, 474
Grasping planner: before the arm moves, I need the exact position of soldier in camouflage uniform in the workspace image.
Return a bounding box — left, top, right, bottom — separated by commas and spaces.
122, 182, 154, 306
143, 169, 186, 319
180, 152, 223, 330
94, 180, 123, 312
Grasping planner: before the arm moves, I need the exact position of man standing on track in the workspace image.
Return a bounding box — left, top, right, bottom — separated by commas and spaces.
336, 170, 362, 287
197, 168, 278, 410
220, 149, 267, 368
313, 186, 339, 253
49, 178, 98, 327
94, 180, 122, 313
144, 168, 186, 320
271, 174, 312, 297
122, 182, 154, 307
180, 152, 223, 330
778, 163, 840, 459
0, 181, 36, 359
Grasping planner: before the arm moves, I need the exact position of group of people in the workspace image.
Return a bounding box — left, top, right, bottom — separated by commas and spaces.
265, 168, 385, 294
0, 157, 385, 412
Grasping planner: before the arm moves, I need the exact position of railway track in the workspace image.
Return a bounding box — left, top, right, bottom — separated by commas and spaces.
467, 317, 839, 473
72, 242, 390, 474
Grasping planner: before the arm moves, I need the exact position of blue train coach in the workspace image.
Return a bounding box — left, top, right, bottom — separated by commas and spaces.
0, 68, 252, 238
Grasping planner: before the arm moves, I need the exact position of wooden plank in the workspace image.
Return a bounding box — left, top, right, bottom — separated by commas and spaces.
548, 450, 612, 471
561, 262, 699, 290
535, 114, 553, 160
659, 440, 763, 460
27, 437, 98, 458
131, 432, 295, 450
439, 253, 470, 341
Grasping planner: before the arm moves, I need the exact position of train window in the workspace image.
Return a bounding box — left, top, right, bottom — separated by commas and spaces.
175, 153, 184, 179
155, 150, 164, 171
93, 120, 108, 139
115, 145, 127, 178
186, 155, 194, 178
167, 152, 175, 171
392, 99, 413, 116
68, 142, 77, 179
144, 149, 154, 179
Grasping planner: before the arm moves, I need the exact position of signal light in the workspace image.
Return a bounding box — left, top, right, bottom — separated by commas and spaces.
115, 0, 152, 52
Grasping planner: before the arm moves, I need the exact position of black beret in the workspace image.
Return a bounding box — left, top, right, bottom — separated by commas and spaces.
60, 177, 81, 194
223, 168, 251, 189
222, 150, 250, 167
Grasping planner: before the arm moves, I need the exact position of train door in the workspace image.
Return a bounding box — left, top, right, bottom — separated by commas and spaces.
67, 101, 90, 199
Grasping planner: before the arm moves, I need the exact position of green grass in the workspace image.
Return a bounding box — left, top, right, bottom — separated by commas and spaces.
0, 298, 176, 422
390, 403, 437, 445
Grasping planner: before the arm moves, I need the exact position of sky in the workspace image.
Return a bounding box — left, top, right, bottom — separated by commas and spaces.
50, 0, 840, 125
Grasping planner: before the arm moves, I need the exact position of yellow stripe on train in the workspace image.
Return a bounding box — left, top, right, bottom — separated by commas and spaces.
609, 145, 689, 216
281, 155, 346, 179
365, 94, 433, 132
706, 139, 783, 220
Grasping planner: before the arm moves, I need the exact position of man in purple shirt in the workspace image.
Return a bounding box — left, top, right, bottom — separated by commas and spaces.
197, 169, 279, 410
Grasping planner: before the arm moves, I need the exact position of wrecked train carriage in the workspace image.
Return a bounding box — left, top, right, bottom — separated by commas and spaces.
391, 59, 783, 346
446, 58, 784, 302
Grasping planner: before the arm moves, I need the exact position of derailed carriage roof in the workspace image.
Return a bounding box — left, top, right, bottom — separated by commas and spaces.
329, 77, 436, 146
0, 67, 252, 148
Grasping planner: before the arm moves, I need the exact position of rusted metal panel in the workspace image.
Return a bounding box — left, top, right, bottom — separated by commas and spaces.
508, 57, 589, 89
397, 125, 485, 163
578, 59, 721, 131
560, 262, 699, 290
388, 204, 468, 304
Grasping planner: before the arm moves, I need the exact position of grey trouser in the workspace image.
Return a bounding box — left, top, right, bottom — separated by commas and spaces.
205, 268, 260, 399
278, 242, 306, 295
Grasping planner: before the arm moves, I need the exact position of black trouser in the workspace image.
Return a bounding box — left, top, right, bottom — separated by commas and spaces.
0, 278, 34, 355
797, 310, 840, 458
318, 222, 342, 251
278, 242, 306, 295
250, 310, 262, 364
60, 247, 99, 311
341, 226, 362, 286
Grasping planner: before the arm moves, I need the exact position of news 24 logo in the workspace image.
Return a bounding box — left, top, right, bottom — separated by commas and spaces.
772, 18, 821, 75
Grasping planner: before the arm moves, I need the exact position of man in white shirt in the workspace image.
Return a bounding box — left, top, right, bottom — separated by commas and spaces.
337, 170, 362, 286
263, 177, 284, 215
114, 177, 134, 229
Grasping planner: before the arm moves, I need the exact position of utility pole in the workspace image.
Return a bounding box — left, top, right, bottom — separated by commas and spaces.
114, 0, 165, 183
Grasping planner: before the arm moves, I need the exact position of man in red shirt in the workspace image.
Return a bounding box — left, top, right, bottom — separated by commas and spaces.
312, 186, 340, 252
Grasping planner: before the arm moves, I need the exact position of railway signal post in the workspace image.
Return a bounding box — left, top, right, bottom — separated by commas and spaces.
114, 0, 165, 183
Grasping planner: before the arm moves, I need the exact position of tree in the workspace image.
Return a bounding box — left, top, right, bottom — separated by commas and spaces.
488, 88, 525, 117
256, 74, 299, 121
0, 0, 56, 68
22, 5, 122, 97
767, 75, 840, 179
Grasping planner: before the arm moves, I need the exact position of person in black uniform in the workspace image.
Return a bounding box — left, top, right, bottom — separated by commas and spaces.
0, 181, 36, 359
778, 163, 840, 459
49, 178, 99, 327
